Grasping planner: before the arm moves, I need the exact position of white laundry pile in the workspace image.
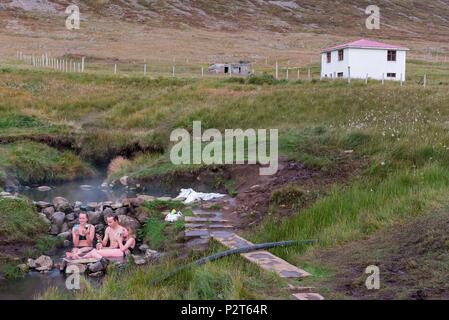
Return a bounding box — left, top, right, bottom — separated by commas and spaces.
165, 209, 183, 222
176, 188, 225, 204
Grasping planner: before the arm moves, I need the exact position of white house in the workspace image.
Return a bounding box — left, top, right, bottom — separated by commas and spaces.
320, 39, 409, 81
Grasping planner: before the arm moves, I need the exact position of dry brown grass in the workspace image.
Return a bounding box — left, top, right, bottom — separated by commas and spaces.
107, 156, 131, 176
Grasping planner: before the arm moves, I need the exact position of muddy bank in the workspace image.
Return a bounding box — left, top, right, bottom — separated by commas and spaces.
303, 210, 449, 300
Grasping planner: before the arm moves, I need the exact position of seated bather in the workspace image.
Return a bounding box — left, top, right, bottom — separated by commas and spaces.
66, 212, 95, 258
67, 215, 136, 260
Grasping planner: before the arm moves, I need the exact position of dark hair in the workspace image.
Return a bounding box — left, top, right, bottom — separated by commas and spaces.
107, 215, 119, 222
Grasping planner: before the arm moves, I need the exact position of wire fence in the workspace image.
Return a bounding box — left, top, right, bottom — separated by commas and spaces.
6, 50, 449, 87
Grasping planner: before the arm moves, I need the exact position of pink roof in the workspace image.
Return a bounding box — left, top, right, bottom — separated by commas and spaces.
321, 39, 409, 53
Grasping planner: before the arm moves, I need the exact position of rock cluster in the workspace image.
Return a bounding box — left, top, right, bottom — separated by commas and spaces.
34, 195, 165, 240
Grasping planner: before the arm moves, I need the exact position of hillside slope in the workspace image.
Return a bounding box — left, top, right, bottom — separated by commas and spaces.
1, 0, 449, 37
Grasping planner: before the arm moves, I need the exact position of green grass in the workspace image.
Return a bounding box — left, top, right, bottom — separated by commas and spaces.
138, 199, 187, 250
0, 264, 23, 280
0, 141, 95, 185
0, 197, 47, 243
40, 249, 289, 300
2, 60, 449, 299
252, 164, 449, 262
140, 217, 168, 250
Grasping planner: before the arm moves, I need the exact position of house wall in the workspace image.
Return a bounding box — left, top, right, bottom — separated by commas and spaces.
321, 48, 407, 81
320, 48, 350, 79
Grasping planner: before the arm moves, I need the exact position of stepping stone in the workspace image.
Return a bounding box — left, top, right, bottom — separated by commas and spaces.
209, 224, 234, 229
185, 223, 207, 228
292, 293, 325, 300
185, 229, 210, 237
186, 237, 210, 248
185, 216, 228, 223
193, 211, 220, 216
63, 258, 100, 264
213, 233, 311, 279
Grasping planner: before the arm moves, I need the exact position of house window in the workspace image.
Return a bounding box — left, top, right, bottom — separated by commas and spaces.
387, 50, 397, 61
387, 73, 396, 78
338, 49, 344, 61
337, 72, 344, 78
327, 52, 331, 63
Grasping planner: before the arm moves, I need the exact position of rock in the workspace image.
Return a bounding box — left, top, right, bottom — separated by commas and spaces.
157, 196, 172, 202
137, 195, 155, 202
129, 197, 144, 207
27, 258, 36, 269
50, 224, 60, 235
37, 186, 51, 192
87, 202, 98, 211
100, 182, 108, 189
17, 263, 29, 273
35, 201, 52, 210
0, 192, 12, 197
88, 259, 108, 273
51, 211, 65, 228
42, 206, 55, 218
102, 207, 113, 218
2, 195, 21, 200
139, 244, 149, 252
80, 185, 94, 191
57, 231, 71, 240
74, 201, 83, 208
115, 207, 128, 216
118, 215, 141, 231
135, 207, 150, 224
60, 222, 69, 233
119, 176, 129, 186
53, 197, 73, 213
111, 202, 123, 209
89, 271, 104, 278
34, 255, 53, 271
63, 240, 71, 247
65, 213, 75, 222
145, 249, 162, 263
102, 201, 113, 207
38, 212, 51, 226
88, 211, 102, 225
65, 263, 86, 274
132, 254, 147, 265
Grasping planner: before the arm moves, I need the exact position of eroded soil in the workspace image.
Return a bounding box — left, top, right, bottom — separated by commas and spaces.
302, 210, 449, 300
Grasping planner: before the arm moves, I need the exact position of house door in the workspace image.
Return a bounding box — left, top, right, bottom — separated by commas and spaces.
224, 66, 229, 74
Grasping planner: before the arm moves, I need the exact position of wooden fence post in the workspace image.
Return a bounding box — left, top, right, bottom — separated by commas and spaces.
275, 61, 278, 79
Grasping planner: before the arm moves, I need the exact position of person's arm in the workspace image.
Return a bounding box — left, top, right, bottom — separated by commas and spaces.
87, 225, 95, 245
118, 238, 135, 252
102, 228, 110, 247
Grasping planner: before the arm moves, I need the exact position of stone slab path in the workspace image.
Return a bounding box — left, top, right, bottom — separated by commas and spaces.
292, 293, 325, 300
184, 209, 235, 251
184, 206, 324, 299
211, 231, 311, 279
